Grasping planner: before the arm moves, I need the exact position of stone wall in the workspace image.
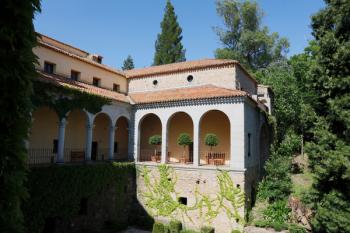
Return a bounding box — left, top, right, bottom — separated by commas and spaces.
136, 164, 248, 233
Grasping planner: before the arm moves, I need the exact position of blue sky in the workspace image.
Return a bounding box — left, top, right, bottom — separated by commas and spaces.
34, 0, 324, 69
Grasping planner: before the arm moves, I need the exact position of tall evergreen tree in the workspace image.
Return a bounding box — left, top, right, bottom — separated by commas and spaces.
304, 0, 350, 232
0, 0, 41, 232
122, 55, 135, 70
153, 0, 185, 65
215, 0, 289, 72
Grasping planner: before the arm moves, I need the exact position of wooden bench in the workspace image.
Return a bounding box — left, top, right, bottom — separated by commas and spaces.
71, 151, 85, 162
206, 152, 225, 165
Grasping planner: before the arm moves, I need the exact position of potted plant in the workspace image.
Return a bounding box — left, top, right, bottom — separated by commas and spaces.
204, 134, 219, 164
149, 135, 162, 162
177, 133, 192, 163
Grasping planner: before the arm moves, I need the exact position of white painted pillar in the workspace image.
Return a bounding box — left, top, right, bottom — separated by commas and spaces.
85, 122, 93, 161
229, 105, 245, 170
193, 119, 200, 167
57, 118, 66, 163
161, 119, 168, 164
108, 125, 116, 160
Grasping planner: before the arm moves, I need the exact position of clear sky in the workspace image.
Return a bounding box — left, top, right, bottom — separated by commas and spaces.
34, 0, 325, 69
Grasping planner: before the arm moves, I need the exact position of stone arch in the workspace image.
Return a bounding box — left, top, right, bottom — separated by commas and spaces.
114, 116, 129, 160
92, 112, 112, 161
138, 113, 162, 162
65, 109, 89, 162
199, 109, 231, 166
28, 106, 59, 164
166, 111, 194, 164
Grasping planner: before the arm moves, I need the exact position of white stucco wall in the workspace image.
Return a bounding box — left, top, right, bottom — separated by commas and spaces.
235, 66, 257, 95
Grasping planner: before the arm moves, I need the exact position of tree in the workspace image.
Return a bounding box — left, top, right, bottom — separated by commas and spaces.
153, 0, 185, 65
205, 134, 219, 151
214, 0, 289, 72
149, 135, 162, 155
303, 1, 350, 232
0, 0, 41, 232
121, 55, 134, 70
177, 133, 192, 159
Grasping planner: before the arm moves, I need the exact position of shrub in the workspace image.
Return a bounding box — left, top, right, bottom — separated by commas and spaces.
200, 226, 214, 233
149, 135, 162, 146
288, 224, 307, 233
231, 230, 242, 233
270, 222, 288, 231
204, 133, 219, 150
263, 200, 290, 224
153, 222, 166, 233
254, 220, 269, 228
180, 230, 198, 233
169, 220, 182, 233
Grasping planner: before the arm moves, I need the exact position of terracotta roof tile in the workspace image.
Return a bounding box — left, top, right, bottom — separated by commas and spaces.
128, 85, 247, 104
37, 71, 129, 103
125, 59, 237, 78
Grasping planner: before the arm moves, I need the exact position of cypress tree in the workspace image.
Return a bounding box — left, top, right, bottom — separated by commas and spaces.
121, 55, 135, 70
153, 0, 186, 65
0, 0, 40, 232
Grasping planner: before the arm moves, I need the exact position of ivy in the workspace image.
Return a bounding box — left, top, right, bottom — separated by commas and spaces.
23, 162, 135, 233
32, 81, 111, 118
138, 165, 245, 232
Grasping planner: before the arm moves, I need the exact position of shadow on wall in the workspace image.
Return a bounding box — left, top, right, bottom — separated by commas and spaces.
23, 162, 154, 233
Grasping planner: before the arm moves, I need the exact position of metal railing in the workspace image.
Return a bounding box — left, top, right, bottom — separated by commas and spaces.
27, 148, 56, 165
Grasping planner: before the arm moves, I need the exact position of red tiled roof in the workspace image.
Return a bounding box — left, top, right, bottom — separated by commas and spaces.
125, 59, 237, 78
128, 85, 247, 104
37, 71, 129, 103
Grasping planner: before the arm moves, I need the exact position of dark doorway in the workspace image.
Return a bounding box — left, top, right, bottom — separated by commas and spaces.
188, 142, 193, 162
92, 141, 98, 160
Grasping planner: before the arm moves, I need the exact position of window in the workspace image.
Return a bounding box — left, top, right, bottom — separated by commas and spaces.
52, 139, 58, 153
187, 75, 194, 82
71, 70, 80, 81
153, 80, 158, 86
248, 133, 251, 157
92, 77, 100, 87
44, 61, 55, 74
113, 84, 120, 92
178, 197, 187, 205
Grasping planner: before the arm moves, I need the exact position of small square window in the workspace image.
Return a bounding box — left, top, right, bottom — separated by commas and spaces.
71, 70, 80, 81
92, 77, 100, 87
178, 197, 187, 205
44, 61, 55, 74
113, 84, 120, 92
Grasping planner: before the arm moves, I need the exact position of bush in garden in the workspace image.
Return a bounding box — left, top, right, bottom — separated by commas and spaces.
204, 133, 219, 151
152, 222, 167, 233
169, 220, 182, 233
200, 226, 214, 233
263, 200, 290, 224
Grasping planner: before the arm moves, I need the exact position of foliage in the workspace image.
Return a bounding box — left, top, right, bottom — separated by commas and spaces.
231, 230, 241, 233
204, 134, 219, 150
214, 0, 289, 72
138, 165, 245, 232
23, 162, 135, 233
169, 220, 182, 233
177, 133, 192, 147
0, 0, 41, 232
288, 224, 307, 233
180, 230, 198, 233
149, 135, 162, 146
200, 226, 214, 233
257, 133, 300, 202
255, 61, 303, 142
32, 81, 111, 119
152, 222, 167, 233
262, 200, 290, 224
122, 55, 135, 70
254, 220, 288, 232
153, 0, 186, 65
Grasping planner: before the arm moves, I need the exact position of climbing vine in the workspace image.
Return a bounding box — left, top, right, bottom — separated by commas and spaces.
32, 81, 111, 118
138, 165, 245, 231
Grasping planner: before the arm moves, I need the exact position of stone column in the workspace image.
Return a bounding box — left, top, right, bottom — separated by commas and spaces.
57, 117, 66, 163
108, 125, 116, 160
193, 119, 200, 167
229, 106, 245, 170
161, 120, 168, 164
85, 122, 93, 161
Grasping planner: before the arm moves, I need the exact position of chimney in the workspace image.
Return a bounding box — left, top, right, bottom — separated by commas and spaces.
88, 54, 103, 64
